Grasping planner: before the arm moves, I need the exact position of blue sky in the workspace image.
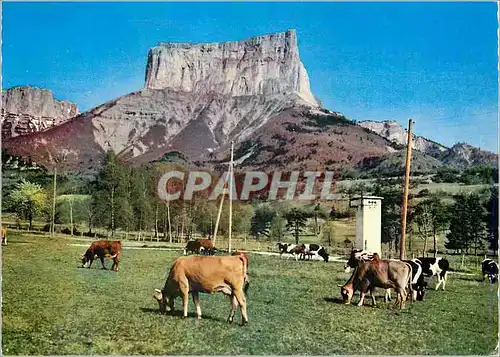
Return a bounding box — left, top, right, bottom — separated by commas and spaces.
2, 2, 498, 152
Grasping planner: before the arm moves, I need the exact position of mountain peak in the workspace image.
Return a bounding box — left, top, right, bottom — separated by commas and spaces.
144, 30, 318, 106
358, 120, 447, 156
1, 86, 79, 140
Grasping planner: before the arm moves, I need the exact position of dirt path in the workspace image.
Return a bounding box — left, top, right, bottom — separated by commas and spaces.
69, 243, 347, 263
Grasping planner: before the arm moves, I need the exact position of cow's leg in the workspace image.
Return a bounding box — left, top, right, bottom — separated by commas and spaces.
434, 274, 443, 291
99, 256, 107, 270
181, 291, 189, 319
357, 291, 366, 307
441, 272, 447, 290
227, 295, 238, 324
384, 289, 391, 303
192, 293, 202, 319
233, 289, 248, 325
112, 257, 119, 272
358, 280, 369, 307
370, 288, 376, 307
396, 287, 406, 309
87, 258, 94, 269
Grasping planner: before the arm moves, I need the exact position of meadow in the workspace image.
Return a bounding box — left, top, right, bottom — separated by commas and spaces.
2, 231, 498, 355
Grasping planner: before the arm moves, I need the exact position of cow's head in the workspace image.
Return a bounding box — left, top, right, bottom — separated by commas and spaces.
319, 249, 329, 263
417, 281, 428, 301
344, 251, 358, 273
81, 250, 92, 267
154, 288, 174, 313
338, 284, 353, 304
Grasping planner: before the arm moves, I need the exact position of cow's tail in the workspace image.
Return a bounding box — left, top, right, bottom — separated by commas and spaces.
238, 255, 250, 296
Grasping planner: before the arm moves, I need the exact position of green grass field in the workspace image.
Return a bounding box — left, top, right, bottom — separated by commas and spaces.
2, 231, 498, 355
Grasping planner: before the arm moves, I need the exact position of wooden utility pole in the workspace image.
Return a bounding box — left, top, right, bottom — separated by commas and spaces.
212, 178, 227, 247
51, 166, 57, 237
400, 119, 414, 260
69, 197, 74, 236
228, 141, 234, 254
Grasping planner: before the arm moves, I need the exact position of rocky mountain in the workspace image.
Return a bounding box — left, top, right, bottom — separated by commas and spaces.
441, 142, 498, 168
2, 30, 496, 175
358, 120, 447, 157
1, 86, 79, 140
145, 30, 318, 106
4, 30, 392, 172
359, 120, 497, 169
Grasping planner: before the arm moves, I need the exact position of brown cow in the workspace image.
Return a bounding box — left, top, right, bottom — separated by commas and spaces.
153, 254, 249, 325
81, 240, 122, 271
183, 238, 215, 256
339, 256, 413, 309
1, 225, 7, 245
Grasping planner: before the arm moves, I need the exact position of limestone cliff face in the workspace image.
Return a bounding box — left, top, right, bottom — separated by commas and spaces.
1, 86, 79, 139
144, 29, 318, 106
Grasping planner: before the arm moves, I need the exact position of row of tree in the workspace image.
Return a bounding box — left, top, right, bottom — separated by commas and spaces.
373, 179, 498, 255
3, 150, 498, 254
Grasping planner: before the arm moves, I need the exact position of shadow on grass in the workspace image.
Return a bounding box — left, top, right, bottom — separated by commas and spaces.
140, 307, 226, 323
323, 296, 345, 304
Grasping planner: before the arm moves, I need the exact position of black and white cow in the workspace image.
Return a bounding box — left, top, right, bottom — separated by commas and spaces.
416, 257, 450, 290
404, 259, 427, 301
301, 244, 329, 262
481, 258, 499, 284
275, 243, 302, 261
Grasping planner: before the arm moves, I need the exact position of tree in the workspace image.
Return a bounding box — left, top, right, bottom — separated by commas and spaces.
413, 196, 448, 256
445, 195, 469, 253
285, 208, 309, 245
56, 194, 90, 234
8, 180, 47, 230
433, 166, 460, 183
250, 205, 275, 238
484, 186, 498, 254
92, 151, 130, 237
269, 215, 287, 242
446, 193, 487, 254
467, 193, 487, 255
373, 183, 402, 253
130, 167, 153, 239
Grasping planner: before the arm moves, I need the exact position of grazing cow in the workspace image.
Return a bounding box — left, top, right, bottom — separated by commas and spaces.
482, 258, 499, 284
276, 242, 303, 261
302, 243, 329, 262
339, 254, 413, 308
404, 259, 427, 301
417, 257, 450, 290
81, 240, 122, 271
153, 254, 249, 324
1, 225, 6, 245
344, 251, 428, 302
184, 239, 215, 256
344, 249, 391, 302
